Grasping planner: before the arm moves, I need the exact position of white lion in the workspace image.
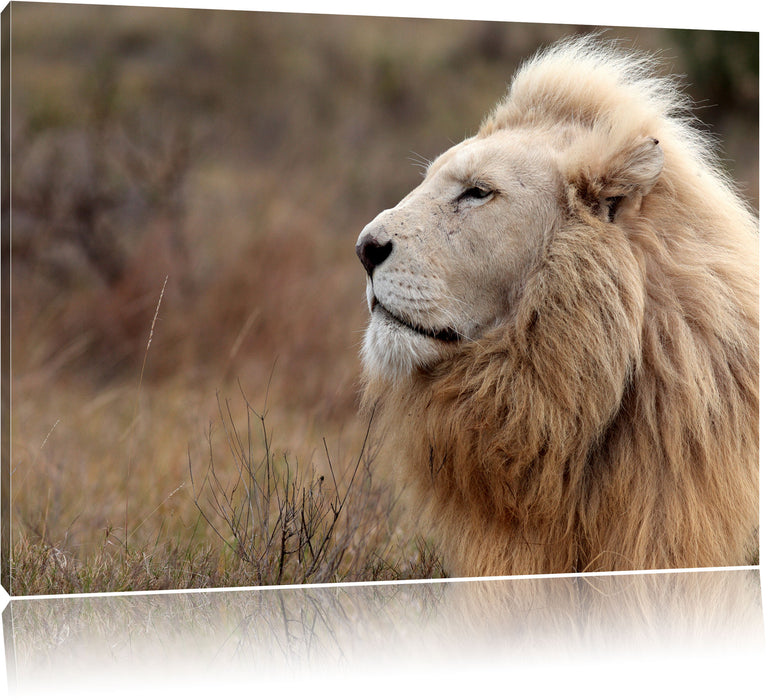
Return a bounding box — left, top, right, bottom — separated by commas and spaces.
356, 36, 758, 576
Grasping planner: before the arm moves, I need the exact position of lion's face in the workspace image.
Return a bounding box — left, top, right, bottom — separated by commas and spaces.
357, 130, 562, 378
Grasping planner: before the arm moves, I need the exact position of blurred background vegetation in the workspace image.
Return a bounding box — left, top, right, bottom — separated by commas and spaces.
5, 3, 758, 593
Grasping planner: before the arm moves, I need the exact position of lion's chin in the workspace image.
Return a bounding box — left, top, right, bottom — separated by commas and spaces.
361, 305, 452, 379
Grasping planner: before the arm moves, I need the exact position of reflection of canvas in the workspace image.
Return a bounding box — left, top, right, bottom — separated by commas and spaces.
2, 3, 759, 595
4, 570, 765, 693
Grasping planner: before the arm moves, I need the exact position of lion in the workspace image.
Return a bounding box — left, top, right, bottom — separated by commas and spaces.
355, 36, 758, 577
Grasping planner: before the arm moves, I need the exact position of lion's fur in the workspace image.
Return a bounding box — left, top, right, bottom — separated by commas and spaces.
361, 37, 758, 576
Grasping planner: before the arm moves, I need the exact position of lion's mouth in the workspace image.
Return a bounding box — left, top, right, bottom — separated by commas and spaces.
372, 299, 462, 343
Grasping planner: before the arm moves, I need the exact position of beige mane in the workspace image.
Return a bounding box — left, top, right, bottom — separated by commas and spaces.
363, 37, 758, 575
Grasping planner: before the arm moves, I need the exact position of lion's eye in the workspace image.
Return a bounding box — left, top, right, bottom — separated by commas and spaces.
460, 185, 492, 200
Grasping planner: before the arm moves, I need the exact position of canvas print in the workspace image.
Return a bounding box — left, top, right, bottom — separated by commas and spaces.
1, 2, 759, 595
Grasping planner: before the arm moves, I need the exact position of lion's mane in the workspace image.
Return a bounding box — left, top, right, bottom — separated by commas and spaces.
363, 37, 758, 576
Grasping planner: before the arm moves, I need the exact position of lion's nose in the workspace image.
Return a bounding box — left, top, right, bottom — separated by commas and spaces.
356, 234, 393, 276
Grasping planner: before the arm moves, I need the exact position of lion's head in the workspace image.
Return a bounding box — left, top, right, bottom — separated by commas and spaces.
357, 131, 560, 378
356, 36, 758, 577
357, 123, 663, 380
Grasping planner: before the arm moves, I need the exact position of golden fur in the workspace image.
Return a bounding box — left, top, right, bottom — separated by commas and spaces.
357, 37, 758, 576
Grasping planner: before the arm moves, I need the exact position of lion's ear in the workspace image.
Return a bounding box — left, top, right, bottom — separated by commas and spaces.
572, 136, 664, 222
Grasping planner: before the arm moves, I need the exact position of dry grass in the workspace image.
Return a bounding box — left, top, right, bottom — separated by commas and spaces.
12, 386, 446, 595
6, 6, 758, 594
187, 389, 430, 586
